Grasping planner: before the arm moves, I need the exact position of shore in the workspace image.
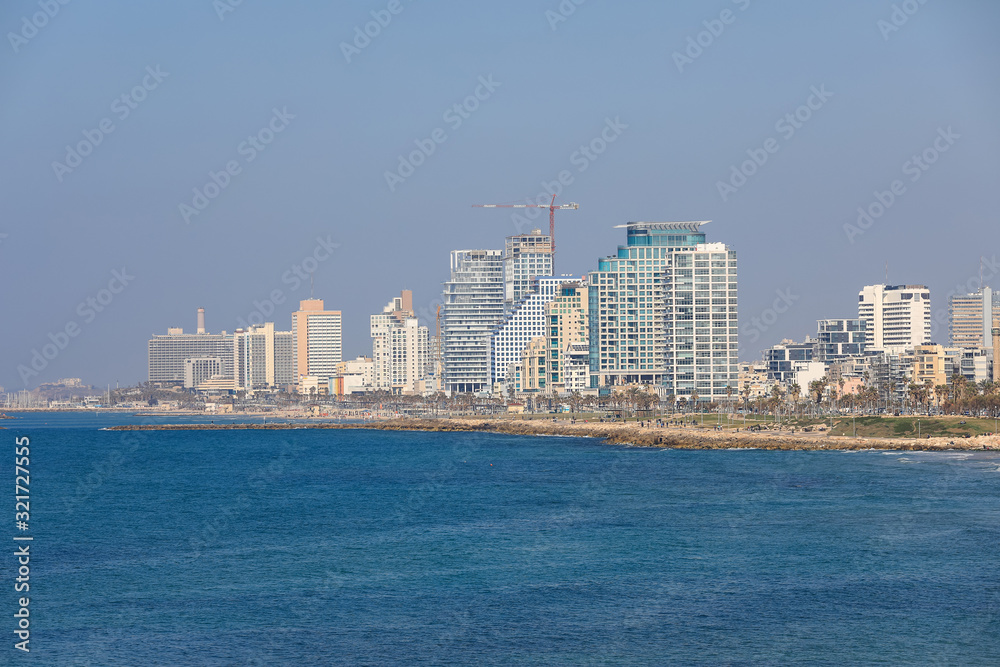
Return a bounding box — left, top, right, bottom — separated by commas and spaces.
105, 417, 1000, 451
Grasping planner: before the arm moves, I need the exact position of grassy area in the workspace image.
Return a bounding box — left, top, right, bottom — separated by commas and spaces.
827, 415, 999, 439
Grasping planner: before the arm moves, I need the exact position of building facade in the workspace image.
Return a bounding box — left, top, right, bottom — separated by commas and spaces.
815, 319, 867, 362
441, 249, 505, 393
587, 222, 738, 395
371, 291, 432, 394
233, 322, 295, 393
504, 230, 553, 305
949, 288, 998, 348
859, 284, 931, 353
183, 357, 222, 390
292, 299, 343, 388
544, 281, 590, 392
490, 277, 562, 387
520, 337, 547, 392
149, 327, 234, 384
661, 241, 739, 402
764, 340, 815, 383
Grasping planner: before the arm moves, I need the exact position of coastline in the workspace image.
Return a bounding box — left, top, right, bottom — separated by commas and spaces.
105, 417, 1000, 451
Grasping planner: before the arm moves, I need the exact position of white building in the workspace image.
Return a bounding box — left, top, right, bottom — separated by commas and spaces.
148, 310, 234, 384
233, 322, 295, 393
504, 229, 553, 304
661, 240, 740, 402
331, 356, 375, 395
371, 291, 433, 394
490, 277, 563, 386
441, 249, 505, 394
859, 284, 931, 353
184, 357, 222, 390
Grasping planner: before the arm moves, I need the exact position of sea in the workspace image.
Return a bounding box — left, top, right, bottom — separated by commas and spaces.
4, 411, 1000, 665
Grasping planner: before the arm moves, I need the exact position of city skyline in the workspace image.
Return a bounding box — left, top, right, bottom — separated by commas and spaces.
3, 1, 999, 390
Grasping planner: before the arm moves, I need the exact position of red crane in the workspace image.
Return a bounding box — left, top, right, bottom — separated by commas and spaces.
473, 195, 579, 273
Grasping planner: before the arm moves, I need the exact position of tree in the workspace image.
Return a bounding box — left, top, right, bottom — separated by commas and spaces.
809, 377, 829, 406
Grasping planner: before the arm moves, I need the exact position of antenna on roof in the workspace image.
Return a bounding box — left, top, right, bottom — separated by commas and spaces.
310, 272, 314, 299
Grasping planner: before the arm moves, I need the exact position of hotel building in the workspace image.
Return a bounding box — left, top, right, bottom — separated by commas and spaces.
292, 299, 342, 389
858, 284, 931, 353
587, 221, 738, 402
148, 309, 234, 384
233, 322, 295, 393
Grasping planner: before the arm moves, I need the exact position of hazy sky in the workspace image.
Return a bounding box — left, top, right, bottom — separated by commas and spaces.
2, 0, 998, 390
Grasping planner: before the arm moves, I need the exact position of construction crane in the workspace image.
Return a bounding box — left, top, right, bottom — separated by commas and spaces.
473, 195, 579, 273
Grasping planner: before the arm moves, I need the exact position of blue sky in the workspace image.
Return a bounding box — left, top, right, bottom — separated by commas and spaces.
2, 0, 998, 390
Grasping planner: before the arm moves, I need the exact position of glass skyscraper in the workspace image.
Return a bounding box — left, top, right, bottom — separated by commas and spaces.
587, 222, 738, 402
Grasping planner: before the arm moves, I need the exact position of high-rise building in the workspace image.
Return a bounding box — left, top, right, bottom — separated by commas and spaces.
233, 322, 295, 393
291, 299, 342, 388
858, 284, 931, 352
504, 230, 553, 304
490, 277, 562, 387
587, 222, 738, 401
949, 288, 998, 348
544, 281, 590, 392
993, 323, 1000, 382
589, 222, 707, 389
371, 290, 433, 394
441, 249, 505, 393
148, 309, 233, 383
661, 241, 739, 402
815, 319, 867, 362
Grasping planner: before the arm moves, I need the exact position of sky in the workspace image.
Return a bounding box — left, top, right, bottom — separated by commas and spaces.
1, 0, 999, 391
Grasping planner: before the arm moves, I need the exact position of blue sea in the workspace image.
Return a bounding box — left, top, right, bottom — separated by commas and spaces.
5, 412, 1000, 664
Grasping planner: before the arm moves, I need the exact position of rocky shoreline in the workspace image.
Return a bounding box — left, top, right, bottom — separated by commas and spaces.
105, 418, 1000, 451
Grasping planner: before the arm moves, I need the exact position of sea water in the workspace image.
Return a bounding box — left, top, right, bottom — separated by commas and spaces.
6, 413, 1000, 664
